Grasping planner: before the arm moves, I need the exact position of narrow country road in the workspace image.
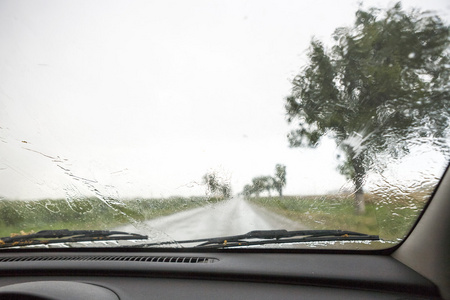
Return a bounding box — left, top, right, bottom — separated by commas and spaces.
117, 197, 306, 242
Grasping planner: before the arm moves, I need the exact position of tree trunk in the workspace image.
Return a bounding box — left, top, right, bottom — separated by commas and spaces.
354, 188, 365, 215
351, 151, 366, 215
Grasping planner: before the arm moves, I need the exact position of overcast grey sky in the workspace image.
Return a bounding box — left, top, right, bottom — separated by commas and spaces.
1, 0, 449, 200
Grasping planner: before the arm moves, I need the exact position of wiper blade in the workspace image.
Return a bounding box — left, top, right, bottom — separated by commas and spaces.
0, 229, 148, 248
141, 229, 379, 249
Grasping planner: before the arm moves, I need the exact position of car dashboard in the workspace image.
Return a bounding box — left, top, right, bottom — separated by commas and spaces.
0, 250, 442, 299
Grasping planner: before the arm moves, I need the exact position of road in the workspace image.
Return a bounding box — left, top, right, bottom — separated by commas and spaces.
117, 197, 306, 242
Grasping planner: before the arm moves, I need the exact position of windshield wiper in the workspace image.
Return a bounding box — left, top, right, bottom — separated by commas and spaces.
0, 229, 148, 248
139, 229, 379, 249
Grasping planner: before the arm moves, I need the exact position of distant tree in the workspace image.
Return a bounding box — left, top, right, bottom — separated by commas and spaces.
285, 3, 449, 214
203, 173, 220, 195
242, 184, 254, 198
220, 183, 232, 199
242, 165, 287, 198
251, 177, 266, 198
203, 172, 232, 199
273, 164, 286, 197
261, 176, 274, 197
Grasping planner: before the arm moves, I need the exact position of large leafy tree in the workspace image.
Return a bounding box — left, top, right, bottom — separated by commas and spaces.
286, 3, 449, 214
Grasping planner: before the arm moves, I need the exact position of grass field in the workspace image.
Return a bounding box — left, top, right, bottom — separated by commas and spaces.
0, 196, 223, 238
0, 192, 430, 242
248, 192, 429, 241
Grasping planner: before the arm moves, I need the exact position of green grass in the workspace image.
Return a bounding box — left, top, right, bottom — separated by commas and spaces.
248, 193, 428, 242
0, 196, 223, 238
0, 193, 428, 243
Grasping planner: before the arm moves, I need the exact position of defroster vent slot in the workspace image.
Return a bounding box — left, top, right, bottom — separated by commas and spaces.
0, 256, 218, 264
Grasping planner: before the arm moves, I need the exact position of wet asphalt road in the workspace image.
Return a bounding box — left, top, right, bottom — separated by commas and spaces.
117, 197, 306, 242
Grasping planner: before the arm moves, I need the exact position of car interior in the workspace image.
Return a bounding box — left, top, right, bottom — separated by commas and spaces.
0, 0, 449, 299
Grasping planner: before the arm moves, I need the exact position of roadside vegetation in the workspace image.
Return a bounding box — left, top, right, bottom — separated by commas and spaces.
0, 196, 223, 238
248, 191, 430, 241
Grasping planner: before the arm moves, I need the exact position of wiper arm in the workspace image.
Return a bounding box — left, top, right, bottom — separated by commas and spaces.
141, 229, 379, 249
0, 229, 148, 248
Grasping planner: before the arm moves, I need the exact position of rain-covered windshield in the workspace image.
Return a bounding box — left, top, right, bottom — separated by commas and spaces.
0, 0, 449, 249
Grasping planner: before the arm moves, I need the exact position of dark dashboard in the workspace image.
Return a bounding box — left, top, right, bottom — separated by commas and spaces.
0, 251, 441, 299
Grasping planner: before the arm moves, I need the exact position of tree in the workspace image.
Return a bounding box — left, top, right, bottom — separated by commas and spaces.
273, 164, 286, 197
242, 165, 287, 198
251, 176, 267, 198
242, 184, 254, 198
203, 172, 232, 199
261, 176, 274, 197
220, 183, 232, 199
203, 173, 220, 195
285, 3, 449, 214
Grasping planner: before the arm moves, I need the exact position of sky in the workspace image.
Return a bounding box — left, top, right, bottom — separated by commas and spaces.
0, 0, 449, 200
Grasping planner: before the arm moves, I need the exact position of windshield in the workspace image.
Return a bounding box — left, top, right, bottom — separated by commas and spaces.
0, 0, 449, 250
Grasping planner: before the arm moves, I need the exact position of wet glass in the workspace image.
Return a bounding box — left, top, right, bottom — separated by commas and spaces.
0, 0, 448, 249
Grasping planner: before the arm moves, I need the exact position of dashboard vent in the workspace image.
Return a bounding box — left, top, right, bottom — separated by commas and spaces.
0, 256, 218, 264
